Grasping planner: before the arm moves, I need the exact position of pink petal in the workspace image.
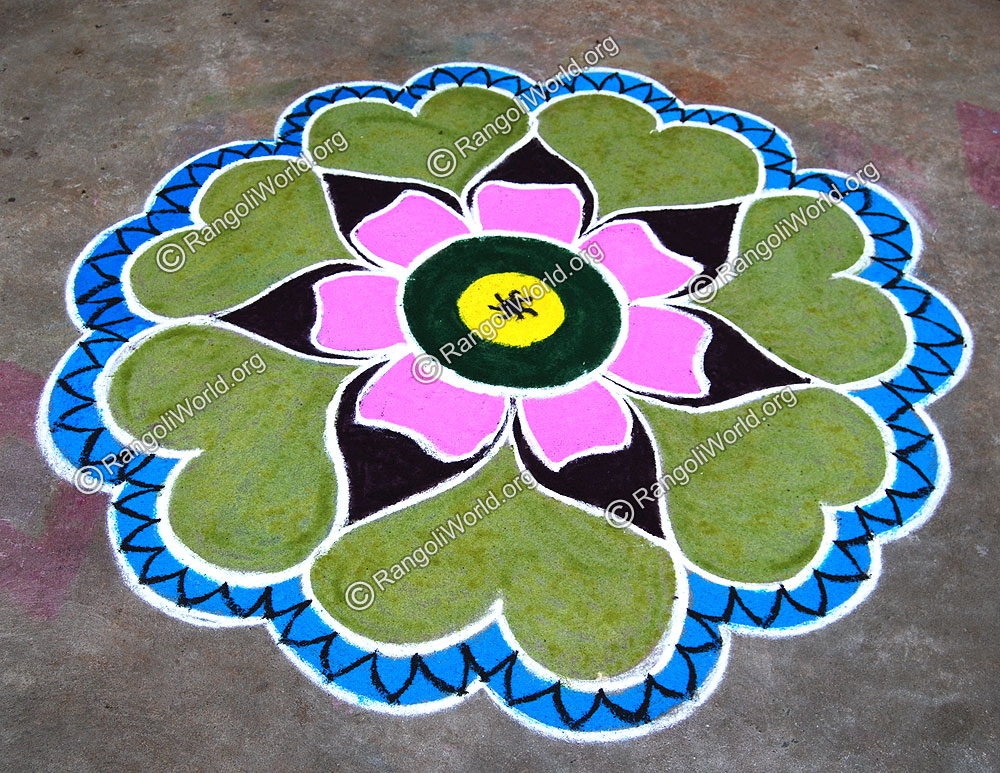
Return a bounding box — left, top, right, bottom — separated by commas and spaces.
474, 182, 584, 244
580, 221, 701, 301
315, 273, 403, 352
357, 355, 507, 459
608, 306, 711, 397
354, 192, 470, 268
520, 381, 631, 469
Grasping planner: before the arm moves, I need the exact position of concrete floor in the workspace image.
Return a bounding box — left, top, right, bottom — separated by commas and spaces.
1, 0, 997, 770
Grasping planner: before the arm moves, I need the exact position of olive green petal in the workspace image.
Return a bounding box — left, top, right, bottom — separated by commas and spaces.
311, 446, 677, 680
306, 86, 529, 194
130, 87, 532, 318
537, 94, 760, 213
641, 388, 886, 584
701, 195, 907, 383
130, 158, 354, 317
107, 324, 353, 573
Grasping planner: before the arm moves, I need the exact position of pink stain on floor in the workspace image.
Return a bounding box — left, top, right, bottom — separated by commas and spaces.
0, 362, 107, 619
811, 120, 936, 228
956, 101, 1000, 210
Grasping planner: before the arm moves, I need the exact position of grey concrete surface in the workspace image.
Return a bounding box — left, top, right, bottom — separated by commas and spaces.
1, 0, 997, 770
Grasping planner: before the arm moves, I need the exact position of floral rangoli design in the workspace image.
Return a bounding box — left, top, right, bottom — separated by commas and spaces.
39, 65, 971, 741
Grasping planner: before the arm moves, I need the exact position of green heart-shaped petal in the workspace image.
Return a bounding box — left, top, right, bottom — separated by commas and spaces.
701, 195, 907, 383
537, 94, 760, 213
129, 87, 530, 319
107, 324, 352, 572
130, 158, 353, 317
311, 447, 677, 680
641, 387, 886, 584
306, 86, 529, 195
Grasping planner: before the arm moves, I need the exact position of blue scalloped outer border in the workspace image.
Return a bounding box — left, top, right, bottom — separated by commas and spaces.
43, 64, 969, 738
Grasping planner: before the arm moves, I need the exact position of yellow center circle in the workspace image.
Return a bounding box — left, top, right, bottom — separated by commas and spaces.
456, 272, 565, 348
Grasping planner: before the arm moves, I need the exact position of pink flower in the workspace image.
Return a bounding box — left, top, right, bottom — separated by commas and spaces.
313, 180, 711, 469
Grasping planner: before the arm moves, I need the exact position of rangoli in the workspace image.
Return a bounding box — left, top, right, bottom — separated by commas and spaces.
38, 64, 971, 741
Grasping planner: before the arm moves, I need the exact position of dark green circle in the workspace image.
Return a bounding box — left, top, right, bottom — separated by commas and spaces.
402, 235, 622, 389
